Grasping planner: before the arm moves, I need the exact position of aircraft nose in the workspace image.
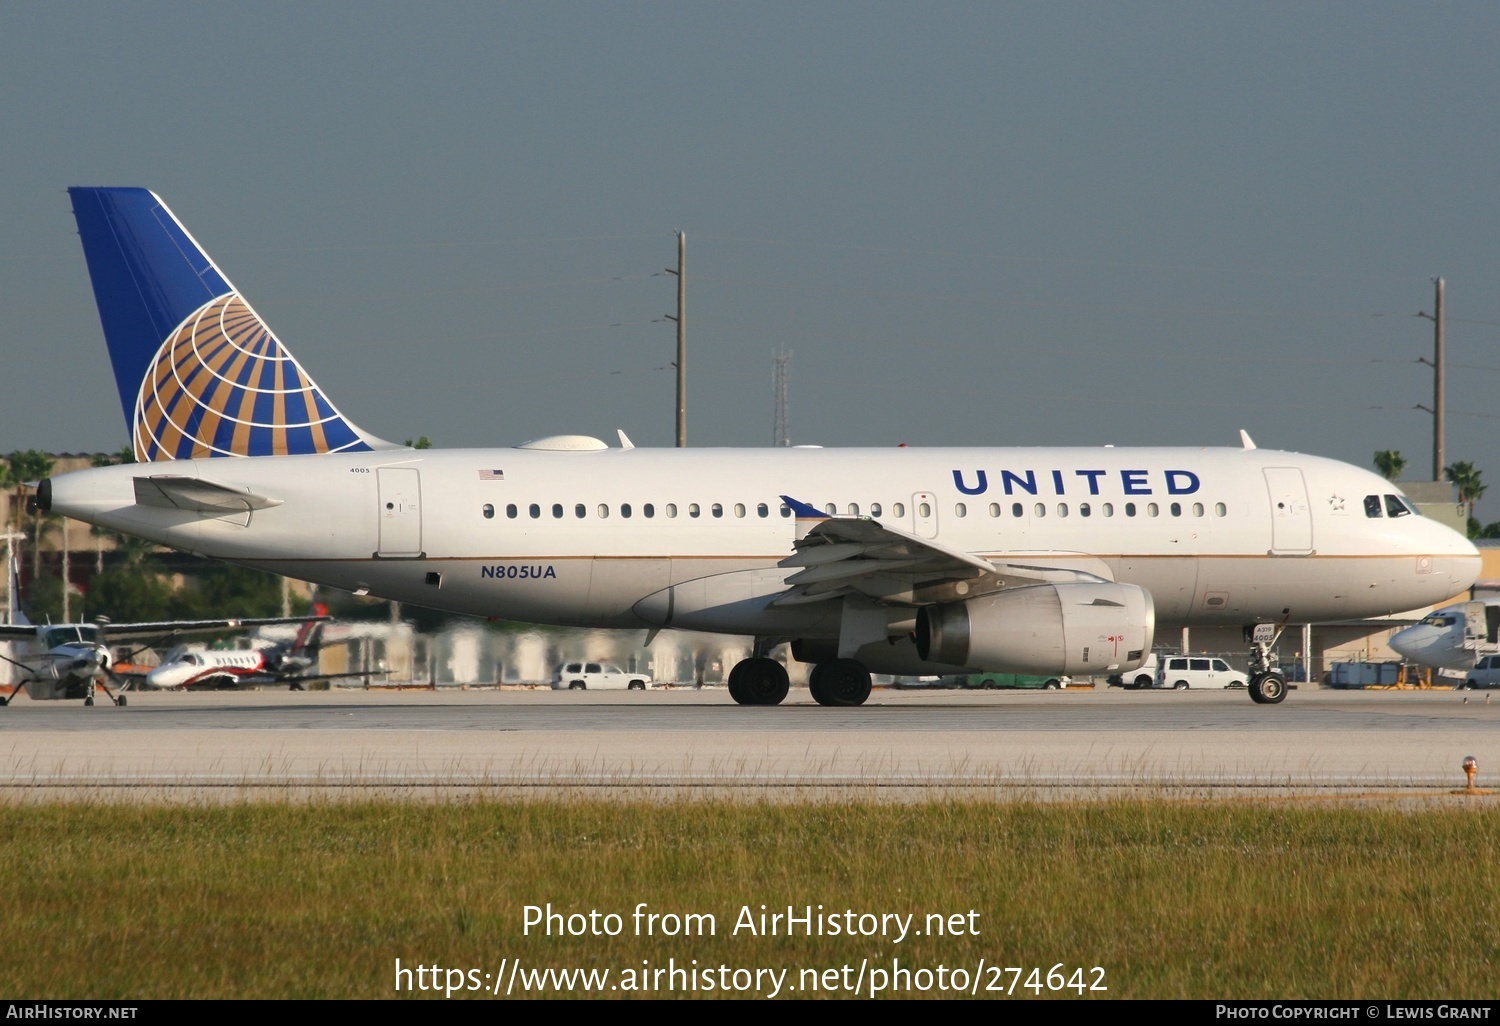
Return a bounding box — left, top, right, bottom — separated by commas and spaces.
1388, 626, 1432, 660
1444, 552, 1483, 594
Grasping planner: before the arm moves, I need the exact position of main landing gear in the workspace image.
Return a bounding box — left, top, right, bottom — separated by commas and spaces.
1244, 622, 1288, 705
807, 658, 872, 707
725, 651, 873, 707
726, 657, 789, 706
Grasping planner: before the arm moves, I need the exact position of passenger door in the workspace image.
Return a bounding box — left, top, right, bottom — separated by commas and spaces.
376, 468, 423, 558
1263, 467, 1314, 555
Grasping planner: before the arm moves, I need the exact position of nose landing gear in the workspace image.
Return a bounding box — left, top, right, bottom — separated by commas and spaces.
1245, 622, 1289, 705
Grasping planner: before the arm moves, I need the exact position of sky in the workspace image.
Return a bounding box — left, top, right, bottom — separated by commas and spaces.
4, 3, 1499, 517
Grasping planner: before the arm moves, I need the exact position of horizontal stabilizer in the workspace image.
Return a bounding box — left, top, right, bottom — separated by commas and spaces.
134, 475, 283, 515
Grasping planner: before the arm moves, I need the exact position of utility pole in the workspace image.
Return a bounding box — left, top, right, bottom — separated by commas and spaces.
773, 345, 791, 447
2, 531, 23, 623
60, 530, 69, 622
665, 231, 686, 447
1417, 277, 1445, 480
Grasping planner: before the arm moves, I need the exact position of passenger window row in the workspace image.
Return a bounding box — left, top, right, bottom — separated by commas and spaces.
959, 501, 1226, 519
481, 502, 793, 521
479, 499, 1229, 521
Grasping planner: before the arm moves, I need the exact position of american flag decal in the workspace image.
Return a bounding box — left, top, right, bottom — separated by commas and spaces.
478, 469, 505, 481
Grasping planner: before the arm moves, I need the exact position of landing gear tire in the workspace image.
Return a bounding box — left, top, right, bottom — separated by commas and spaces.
728, 657, 788, 706
1248, 672, 1287, 705
0, 695, 7, 707
117, 695, 127, 707
808, 658, 872, 707
84, 696, 94, 707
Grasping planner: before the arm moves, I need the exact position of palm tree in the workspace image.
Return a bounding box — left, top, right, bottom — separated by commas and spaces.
1373, 450, 1407, 482
5, 451, 54, 615
1444, 461, 1486, 537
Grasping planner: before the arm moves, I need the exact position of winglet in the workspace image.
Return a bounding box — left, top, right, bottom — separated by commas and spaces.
1239, 430, 1257, 450
780, 495, 829, 520
781, 495, 830, 541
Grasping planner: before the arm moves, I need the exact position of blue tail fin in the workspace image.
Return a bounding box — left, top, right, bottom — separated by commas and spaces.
68, 187, 397, 461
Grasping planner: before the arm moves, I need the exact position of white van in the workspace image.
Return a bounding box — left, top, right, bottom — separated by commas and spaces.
1107, 653, 1160, 689
1155, 656, 1246, 690
1462, 655, 1500, 690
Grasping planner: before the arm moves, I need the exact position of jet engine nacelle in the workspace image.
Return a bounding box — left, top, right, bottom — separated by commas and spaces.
915, 581, 1155, 674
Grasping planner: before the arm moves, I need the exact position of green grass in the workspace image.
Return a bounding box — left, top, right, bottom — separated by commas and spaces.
2, 800, 1497, 998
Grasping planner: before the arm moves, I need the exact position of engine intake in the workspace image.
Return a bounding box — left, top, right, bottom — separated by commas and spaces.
914, 581, 1154, 674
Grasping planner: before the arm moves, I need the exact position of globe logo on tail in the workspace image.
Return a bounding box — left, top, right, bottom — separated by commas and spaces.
133, 293, 373, 461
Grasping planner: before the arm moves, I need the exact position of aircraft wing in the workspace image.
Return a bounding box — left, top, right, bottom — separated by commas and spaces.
770, 496, 1112, 608
98, 616, 331, 641
0, 625, 41, 640
286, 670, 389, 684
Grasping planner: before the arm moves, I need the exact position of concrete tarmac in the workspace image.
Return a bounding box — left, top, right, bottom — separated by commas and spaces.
2, 685, 1498, 801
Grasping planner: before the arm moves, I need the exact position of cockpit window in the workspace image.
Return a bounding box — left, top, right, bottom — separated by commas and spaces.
1419, 614, 1457, 627
1384, 494, 1414, 518
1364, 495, 1383, 518
43, 626, 98, 647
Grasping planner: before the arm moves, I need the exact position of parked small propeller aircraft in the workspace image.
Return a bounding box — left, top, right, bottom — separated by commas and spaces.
0, 552, 327, 706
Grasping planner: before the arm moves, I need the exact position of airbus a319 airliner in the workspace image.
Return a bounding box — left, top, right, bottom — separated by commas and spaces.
39, 188, 1480, 707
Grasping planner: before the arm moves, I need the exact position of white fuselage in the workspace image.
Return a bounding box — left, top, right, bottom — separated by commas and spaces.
8, 626, 111, 691
1389, 598, 1500, 670
46, 445, 1479, 652
146, 646, 269, 688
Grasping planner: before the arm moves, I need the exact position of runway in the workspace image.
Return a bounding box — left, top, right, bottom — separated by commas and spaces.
2, 685, 1497, 801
